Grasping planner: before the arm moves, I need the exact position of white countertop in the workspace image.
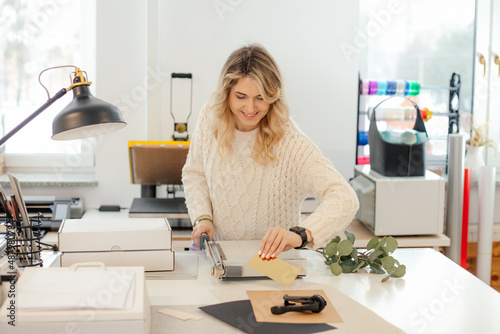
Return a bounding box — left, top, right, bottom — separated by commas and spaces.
146, 248, 500, 334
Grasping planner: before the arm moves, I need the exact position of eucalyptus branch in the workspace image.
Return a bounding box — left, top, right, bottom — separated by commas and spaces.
318, 231, 406, 282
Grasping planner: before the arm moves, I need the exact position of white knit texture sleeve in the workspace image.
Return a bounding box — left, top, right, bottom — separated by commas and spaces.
299, 147, 359, 248
181, 106, 213, 222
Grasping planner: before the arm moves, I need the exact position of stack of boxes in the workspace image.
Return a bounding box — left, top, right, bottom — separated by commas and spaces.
58, 218, 174, 271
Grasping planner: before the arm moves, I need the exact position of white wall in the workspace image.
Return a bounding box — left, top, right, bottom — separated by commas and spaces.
20, 0, 360, 210
152, 0, 360, 179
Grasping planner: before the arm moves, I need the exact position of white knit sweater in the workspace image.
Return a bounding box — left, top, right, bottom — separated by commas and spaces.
182, 107, 359, 248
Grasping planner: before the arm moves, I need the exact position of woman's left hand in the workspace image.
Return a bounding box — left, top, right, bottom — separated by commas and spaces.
258, 226, 303, 259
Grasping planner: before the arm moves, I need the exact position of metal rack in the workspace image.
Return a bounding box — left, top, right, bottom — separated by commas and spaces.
355, 72, 461, 168
4, 215, 43, 267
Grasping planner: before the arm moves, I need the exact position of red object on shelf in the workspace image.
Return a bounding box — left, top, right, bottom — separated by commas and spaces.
357, 156, 370, 165
461, 168, 471, 269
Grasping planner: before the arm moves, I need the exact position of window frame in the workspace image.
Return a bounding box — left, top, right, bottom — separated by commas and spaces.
0, 0, 96, 174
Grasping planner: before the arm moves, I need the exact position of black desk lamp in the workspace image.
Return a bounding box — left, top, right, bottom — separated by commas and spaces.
0, 65, 126, 146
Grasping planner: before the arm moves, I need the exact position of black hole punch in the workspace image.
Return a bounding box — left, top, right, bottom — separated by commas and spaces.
270, 294, 327, 315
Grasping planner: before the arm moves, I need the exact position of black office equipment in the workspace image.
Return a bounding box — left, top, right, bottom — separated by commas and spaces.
0, 196, 84, 231
99, 205, 121, 212
271, 294, 327, 315
128, 141, 191, 229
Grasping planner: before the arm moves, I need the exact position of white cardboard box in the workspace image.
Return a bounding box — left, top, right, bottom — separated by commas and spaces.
58, 218, 174, 271
0, 266, 150, 334
59, 218, 172, 251
61, 249, 174, 271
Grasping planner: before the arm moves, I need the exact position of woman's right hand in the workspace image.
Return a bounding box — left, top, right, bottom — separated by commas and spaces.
191, 216, 214, 246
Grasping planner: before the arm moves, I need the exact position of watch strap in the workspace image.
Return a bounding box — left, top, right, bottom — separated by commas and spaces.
290, 226, 308, 249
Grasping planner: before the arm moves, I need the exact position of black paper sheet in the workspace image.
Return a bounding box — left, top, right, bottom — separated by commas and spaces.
199, 299, 335, 334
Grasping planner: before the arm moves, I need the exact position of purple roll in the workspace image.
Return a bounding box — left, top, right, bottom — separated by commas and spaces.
369, 81, 378, 95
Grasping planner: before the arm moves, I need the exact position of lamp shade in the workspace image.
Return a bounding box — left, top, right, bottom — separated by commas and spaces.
51, 85, 126, 140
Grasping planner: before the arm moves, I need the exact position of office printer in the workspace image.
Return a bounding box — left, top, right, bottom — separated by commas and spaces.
0, 196, 84, 231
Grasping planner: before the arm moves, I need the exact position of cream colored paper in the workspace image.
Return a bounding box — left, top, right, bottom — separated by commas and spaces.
247, 252, 300, 287
247, 289, 343, 324
158, 307, 203, 321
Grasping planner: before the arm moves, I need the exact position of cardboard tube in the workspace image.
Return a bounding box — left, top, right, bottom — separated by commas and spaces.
445, 134, 465, 264
476, 166, 496, 284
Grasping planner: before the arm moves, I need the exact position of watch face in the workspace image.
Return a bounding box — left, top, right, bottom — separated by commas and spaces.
290, 226, 305, 233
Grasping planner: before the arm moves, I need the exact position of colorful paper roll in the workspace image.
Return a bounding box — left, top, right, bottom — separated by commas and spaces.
361, 80, 369, 95
395, 80, 406, 96
406, 81, 420, 96
368, 81, 378, 95
357, 156, 370, 165
358, 131, 368, 146
376, 81, 388, 95
361, 79, 421, 96
386, 81, 397, 95
413, 81, 421, 95
405, 81, 410, 95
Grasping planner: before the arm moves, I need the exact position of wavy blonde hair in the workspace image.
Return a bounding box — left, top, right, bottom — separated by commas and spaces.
209, 44, 289, 164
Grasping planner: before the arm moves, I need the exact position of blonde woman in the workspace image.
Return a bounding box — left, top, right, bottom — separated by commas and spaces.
182, 44, 358, 258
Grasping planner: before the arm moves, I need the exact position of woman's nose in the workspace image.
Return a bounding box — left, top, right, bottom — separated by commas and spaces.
246, 99, 255, 111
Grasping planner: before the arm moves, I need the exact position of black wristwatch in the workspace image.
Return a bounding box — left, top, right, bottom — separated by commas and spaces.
289, 226, 308, 249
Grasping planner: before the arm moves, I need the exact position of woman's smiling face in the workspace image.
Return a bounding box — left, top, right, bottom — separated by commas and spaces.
229, 76, 270, 132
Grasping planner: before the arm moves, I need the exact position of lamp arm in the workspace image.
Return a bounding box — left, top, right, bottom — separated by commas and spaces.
0, 88, 68, 147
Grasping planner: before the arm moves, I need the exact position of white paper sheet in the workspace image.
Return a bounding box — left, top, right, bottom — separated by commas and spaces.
18, 270, 136, 311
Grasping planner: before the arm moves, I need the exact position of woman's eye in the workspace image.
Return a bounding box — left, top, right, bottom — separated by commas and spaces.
256, 97, 264, 101
236, 95, 245, 99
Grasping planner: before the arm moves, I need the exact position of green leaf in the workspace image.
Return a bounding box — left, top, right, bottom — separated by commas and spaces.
350, 248, 358, 263
366, 237, 379, 250
340, 255, 350, 261
325, 242, 338, 257
392, 265, 406, 278
381, 275, 391, 282
381, 256, 396, 270
330, 263, 342, 276
368, 250, 383, 262
369, 263, 386, 275
380, 247, 389, 257
386, 236, 398, 253
323, 232, 406, 280
337, 239, 353, 256
353, 260, 365, 272
345, 230, 355, 244
379, 236, 388, 248
340, 259, 356, 273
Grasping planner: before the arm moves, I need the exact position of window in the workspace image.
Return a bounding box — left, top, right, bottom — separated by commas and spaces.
0, 0, 95, 171
358, 0, 476, 171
